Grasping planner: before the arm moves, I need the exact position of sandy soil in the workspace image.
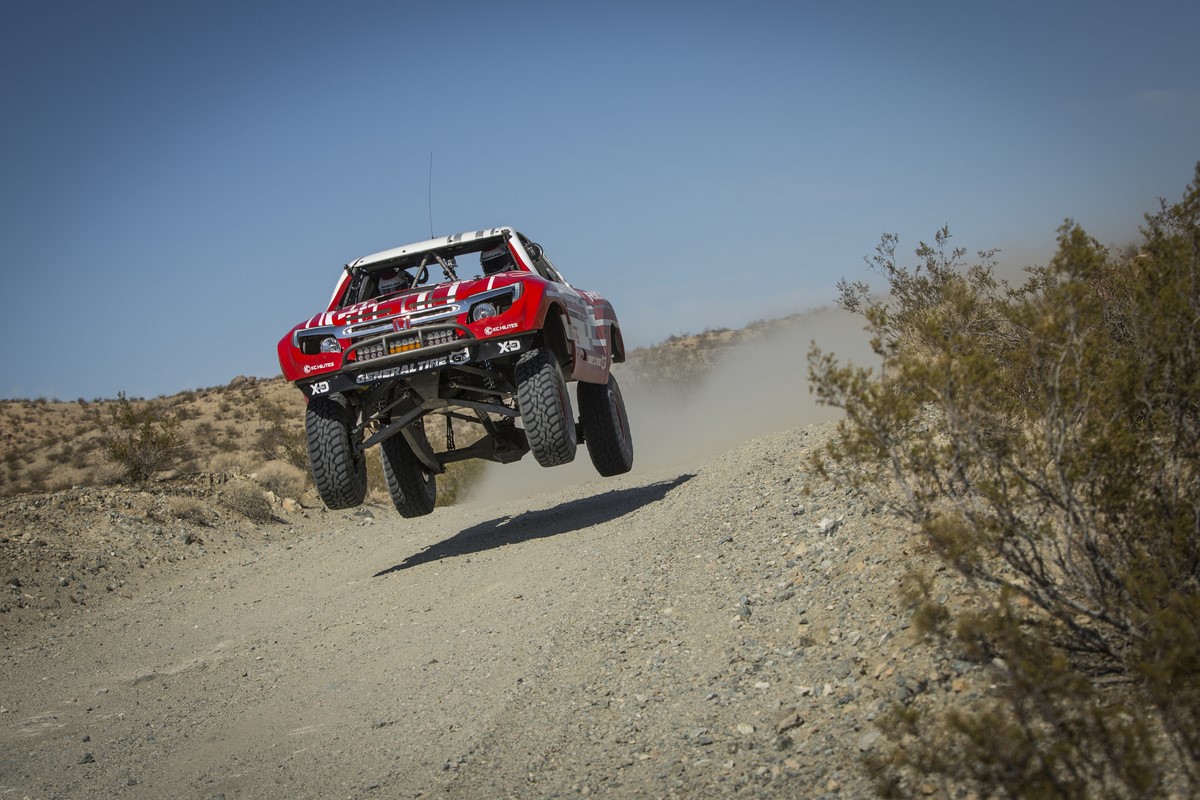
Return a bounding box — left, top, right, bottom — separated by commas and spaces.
2, 311, 984, 799
0, 418, 984, 800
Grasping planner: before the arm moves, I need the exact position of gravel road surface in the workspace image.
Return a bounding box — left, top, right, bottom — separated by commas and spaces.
2, 419, 983, 800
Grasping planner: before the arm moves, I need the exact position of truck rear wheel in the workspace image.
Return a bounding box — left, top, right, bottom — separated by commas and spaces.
306, 393, 367, 509
515, 347, 577, 467
380, 428, 437, 518
579, 373, 634, 476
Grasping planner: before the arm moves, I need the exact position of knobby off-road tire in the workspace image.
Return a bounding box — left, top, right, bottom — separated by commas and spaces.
305, 393, 367, 509
380, 428, 436, 518
515, 347, 577, 467
578, 373, 634, 476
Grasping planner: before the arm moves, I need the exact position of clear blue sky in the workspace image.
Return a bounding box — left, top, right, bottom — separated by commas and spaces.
2, 0, 1197, 400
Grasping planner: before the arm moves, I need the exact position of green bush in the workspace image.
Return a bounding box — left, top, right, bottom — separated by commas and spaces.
810, 165, 1200, 798
98, 392, 189, 483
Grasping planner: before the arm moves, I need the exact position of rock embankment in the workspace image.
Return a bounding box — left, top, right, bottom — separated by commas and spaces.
0, 475, 311, 627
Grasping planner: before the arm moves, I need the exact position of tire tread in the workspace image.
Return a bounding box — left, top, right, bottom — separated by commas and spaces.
579, 373, 634, 476
380, 430, 437, 518
305, 394, 367, 509
515, 348, 577, 467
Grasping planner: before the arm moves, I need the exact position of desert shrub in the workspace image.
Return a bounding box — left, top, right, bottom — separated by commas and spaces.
255, 460, 309, 500
45, 472, 74, 492
209, 452, 252, 475
168, 496, 210, 526
221, 482, 274, 523
98, 392, 190, 483
25, 464, 49, 492
254, 399, 308, 471
810, 164, 1200, 798
93, 461, 127, 486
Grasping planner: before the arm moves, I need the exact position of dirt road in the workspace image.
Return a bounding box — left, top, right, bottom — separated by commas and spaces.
1, 420, 977, 800
1, 316, 972, 798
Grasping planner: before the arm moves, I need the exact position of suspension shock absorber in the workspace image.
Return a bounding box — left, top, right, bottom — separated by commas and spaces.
482, 360, 497, 392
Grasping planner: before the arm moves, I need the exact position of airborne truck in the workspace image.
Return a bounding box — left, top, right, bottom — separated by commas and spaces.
277, 227, 634, 516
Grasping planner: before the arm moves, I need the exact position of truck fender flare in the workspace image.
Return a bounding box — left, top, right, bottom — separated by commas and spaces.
537, 304, 573, 372
609, 323, 626, 365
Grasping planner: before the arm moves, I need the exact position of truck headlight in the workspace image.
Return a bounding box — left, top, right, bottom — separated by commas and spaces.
470, 302, 499, 322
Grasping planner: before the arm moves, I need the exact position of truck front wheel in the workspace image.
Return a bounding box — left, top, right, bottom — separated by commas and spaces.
306, 393, 368, 509
515, 347, 577, 467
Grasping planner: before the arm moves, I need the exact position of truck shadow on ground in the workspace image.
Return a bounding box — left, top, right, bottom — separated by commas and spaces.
374, 473, 694, 576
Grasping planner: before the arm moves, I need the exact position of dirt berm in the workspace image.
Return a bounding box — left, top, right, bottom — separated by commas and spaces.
1, 419, 986, 800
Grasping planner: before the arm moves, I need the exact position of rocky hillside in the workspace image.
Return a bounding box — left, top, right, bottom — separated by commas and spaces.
0, 376, 305, 497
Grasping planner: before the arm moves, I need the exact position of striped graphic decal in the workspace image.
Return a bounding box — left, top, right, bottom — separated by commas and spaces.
286, 264, 619, 383
302, 275, 525, 330
545, 285, 615, 360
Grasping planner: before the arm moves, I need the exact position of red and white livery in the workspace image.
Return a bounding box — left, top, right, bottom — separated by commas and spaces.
277, 227, 633, 517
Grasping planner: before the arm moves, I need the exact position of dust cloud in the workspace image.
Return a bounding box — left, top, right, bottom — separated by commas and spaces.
466, 306, 876, 506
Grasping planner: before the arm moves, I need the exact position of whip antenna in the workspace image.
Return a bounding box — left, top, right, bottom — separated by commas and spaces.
427, 151, 434, 238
